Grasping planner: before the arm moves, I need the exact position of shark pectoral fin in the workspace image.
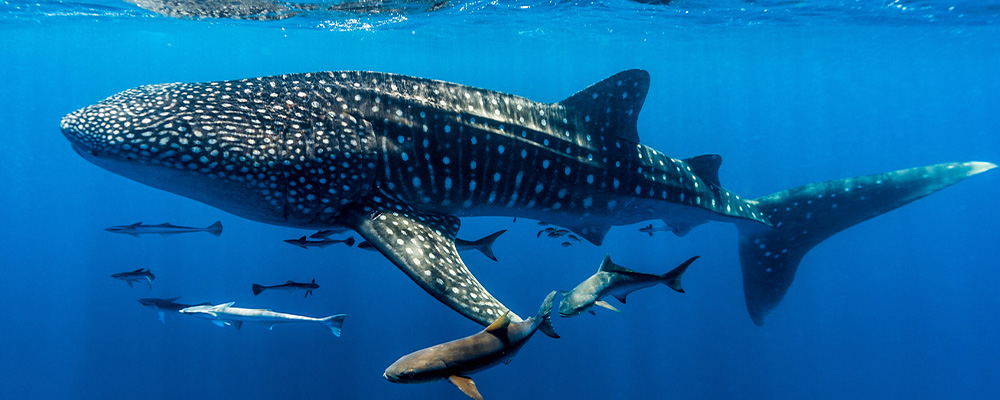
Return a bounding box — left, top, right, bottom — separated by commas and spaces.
211, 320, 226, 327
126, 281, 133, 288
594, 300, 621, 313
588, 310, 596, 315
344, 201, 519, 327
448, 376, 484, 400
158, 311, 165, 324
613, 294, 628, 304
268, 325, 274, 331
304, 290, 311, 298
232, 321, 243, 330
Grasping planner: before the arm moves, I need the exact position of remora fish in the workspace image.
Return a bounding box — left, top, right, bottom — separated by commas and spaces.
559, 255, 698, 317
61, 70, 997, 326
138, 297, 211, 324
358, 230, 507, 261
252, 279, 320, 297
384, 291, 559, 400
105, 221, 223, 237
283, 235, 356, 249
111, 268, 155, 290
178, 302, 346, 336
638, 223, 673, 236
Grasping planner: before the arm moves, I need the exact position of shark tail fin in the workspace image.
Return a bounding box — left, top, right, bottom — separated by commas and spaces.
205, 221, 223, 237
252, 284, 265, 296
660, 256, 699, 293
535, 291, 559, 339
470, 230, 506, 262
320, 314, 347, 337
739, 161, 996, 326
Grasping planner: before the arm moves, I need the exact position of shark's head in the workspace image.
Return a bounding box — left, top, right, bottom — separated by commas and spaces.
383, 351, 450, 384
557, 290, 593, 318
61, 76, 377, 228
178, 304, 217, 317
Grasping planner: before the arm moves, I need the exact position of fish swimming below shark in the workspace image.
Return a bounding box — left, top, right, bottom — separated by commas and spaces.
384, 291, 559, 400
252, 279, 320, 297
559, 255, 698, 317
358, 229, 506, 261
638, 223, 674, 236
105, 221, 223, 237
283, 235, 356, 249
61, 69, 997, 326
138, 297, 211, 324
179, 302, 347, 336
111, 268, 155, 290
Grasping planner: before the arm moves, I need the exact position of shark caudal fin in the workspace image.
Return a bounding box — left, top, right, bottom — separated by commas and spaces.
462, 230, 507, 262
251, 284, 265, 296
660, 256, 699, 293
739, 161, 996, 326
204, 221, 223, 237
320, 314, 347, 337
535, 291, 560, 339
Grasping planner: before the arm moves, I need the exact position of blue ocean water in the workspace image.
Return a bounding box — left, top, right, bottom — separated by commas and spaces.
1, 1, 999, 399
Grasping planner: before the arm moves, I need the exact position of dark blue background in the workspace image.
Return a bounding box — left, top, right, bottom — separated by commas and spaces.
1, 1, 998, 399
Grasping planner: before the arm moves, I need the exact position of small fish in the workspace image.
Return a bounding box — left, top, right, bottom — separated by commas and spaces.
536, 227, 556, 238
512, 217, 517, 223
384, 292, 559, 400
284, 236, 356, 249
566, 234, 582, 242
252, 279, 319, 298
179, 302, 347, 336
638, 224, 674, 237
559, 255, 698, 318
309, 228, 350, 239
536, 221, 550, 226
561, 242, 573, 247
112, 268, 155, 290
105, 221, 223, 237
546, 231, 564, 238
359, 230, 507, 262
138, 297, 210, 324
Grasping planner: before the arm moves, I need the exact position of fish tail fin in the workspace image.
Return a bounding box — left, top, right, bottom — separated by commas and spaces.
471, 230, 507, 261
205, 221, 223, 237
344, 236, 356, 247
739, 161, 996, 326
320, 314, 347, 337
252, 284, 264, 296
535, 291, 560, 339
660, 256, 699, 293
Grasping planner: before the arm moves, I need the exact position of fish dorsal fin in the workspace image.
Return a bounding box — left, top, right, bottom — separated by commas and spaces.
558, 69, 650, 143
598, 255, 637, 274
285, 280, 295, 284
311, 278, 316, 284
298, 236, 308, 241
448, 376, 484, 400
485, 312, 511, 334
683, 154, 723, 187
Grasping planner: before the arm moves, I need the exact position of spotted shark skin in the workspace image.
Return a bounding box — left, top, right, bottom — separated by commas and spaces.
61, 70, 996, 326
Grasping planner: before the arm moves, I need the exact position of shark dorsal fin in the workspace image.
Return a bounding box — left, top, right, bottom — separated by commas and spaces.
558, 70, 650, 143
683, 154, 723, 187
132, 268, 145, 273
485, 312, 512, 334
598, 255, 637, 274
298, 236, 308, 241
285, 280, 295, 284
311, 278, 316, 284
216, 302, 235, 309
129, 222, 143, 227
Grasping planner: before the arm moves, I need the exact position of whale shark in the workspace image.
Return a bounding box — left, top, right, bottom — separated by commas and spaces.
60, 69, 996, 326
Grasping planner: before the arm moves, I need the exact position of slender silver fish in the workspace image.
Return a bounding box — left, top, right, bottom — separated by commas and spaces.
559, 255, 698, 317
252, 279, 320, 297
358, 230, 507, 262
283, 235, 355, 249
384, 291, 559, 400
105, 221, 223, 237
179, 302, 346, 336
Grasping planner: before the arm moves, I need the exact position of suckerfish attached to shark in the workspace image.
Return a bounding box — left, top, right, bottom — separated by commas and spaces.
358, 229, 506, 261
384, 291, 559, 400
105, 221, 223, 237
179, 302, 346, 336
252, 278, 320, 297
61, 69, 997, 326
138, 297, 211, 324
112, 268, 155, 289
559, 255, 697, 317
